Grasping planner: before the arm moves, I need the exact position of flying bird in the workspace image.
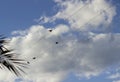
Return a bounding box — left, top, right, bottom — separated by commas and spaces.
0, 35, 27, 76
27, 61, 30, 64
49, 29, 52, 32
33, 57, 36, 59
56, 42, 59, 44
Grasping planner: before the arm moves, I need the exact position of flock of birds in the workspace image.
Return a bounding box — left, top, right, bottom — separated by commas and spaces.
1, 0, 119, 77
0, 29, 59, 76
27, 29, 59, 64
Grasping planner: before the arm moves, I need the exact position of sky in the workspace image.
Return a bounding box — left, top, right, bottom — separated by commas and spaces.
0, 0, 120, 82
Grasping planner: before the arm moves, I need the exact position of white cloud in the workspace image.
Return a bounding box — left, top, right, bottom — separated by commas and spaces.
40, 0, 116, 31
0, 0, 119, 82
3, 25, 120, 82
108, 73, 120, 79
34, 15, 52, 24
0, 69, 16, 82
113, 80, 120, 82
107, 67, 120, 82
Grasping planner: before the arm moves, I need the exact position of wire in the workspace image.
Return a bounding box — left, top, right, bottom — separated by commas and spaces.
28, 1, 119, 63
66, 2, 89, 20
73, 4, 118, 30
66, 3, 120, 59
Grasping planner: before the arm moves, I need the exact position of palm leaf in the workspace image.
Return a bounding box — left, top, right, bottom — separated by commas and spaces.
0, 35, 27, 76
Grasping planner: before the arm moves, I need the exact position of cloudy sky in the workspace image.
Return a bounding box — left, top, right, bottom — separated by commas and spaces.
0, 0, 120, 82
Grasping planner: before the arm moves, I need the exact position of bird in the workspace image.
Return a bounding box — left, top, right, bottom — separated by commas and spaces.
49, 29, 52, 32
33, 57, 36, 59
27, 61, 30, 64
0, 35, 27, 76
56, 42, 58, 44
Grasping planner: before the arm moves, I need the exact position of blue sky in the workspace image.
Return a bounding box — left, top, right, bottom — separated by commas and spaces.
0, 0, 56, 35
0, 0, 120, 35
0, 0, 120, 82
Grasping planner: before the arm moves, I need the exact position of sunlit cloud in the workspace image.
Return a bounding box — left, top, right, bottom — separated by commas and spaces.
0, 0, 119, 82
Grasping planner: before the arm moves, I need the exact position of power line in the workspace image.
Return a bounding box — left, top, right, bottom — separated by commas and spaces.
65, 3, 120, 60
64, 0, 120, 31
66, 2, 89, 20
28, 2, 120, 63
73, 4, 118, 30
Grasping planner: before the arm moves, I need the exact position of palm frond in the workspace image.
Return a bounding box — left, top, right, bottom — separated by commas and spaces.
0, 35, 27, 76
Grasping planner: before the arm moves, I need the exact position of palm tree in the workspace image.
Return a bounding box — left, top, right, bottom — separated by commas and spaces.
0, 35, 27, 76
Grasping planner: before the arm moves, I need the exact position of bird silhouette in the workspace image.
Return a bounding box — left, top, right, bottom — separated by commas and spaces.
33, 57, 36, 59
49, 29, 52, 32
56, 42, 58, 44
27, 61, 30, 64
